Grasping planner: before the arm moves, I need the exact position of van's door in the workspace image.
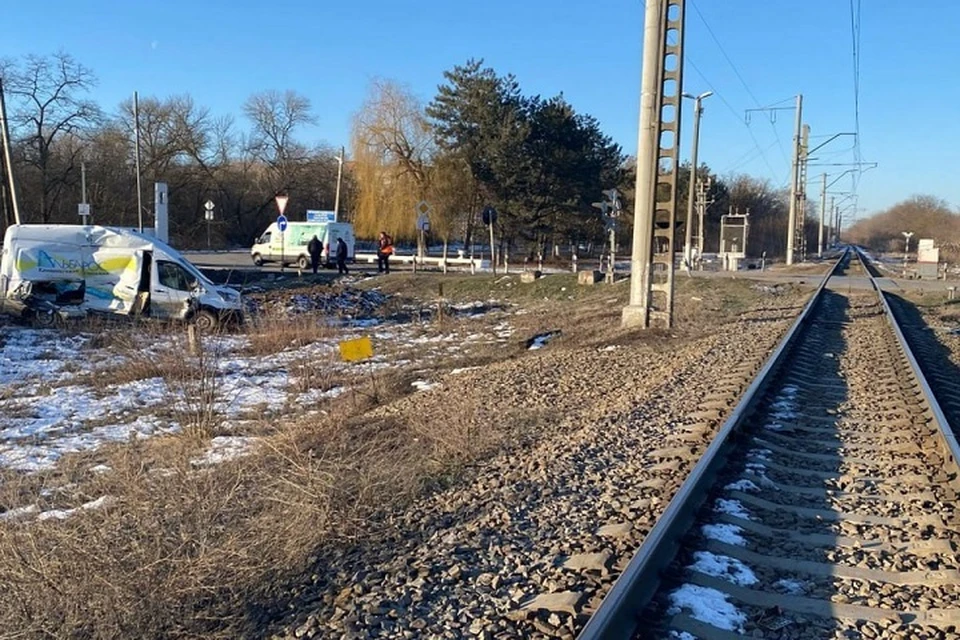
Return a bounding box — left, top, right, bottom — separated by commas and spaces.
151, 259, 199, 320
84, 247, 143, 314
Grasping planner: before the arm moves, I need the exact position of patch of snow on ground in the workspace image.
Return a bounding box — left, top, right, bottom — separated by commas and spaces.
724, 479, 760, 493
669, 633, 697, 640
701, 523, 746, 546
667, 584, 746, 633
0, 504, 40, 521
0, 328, 87, 386
0, 414, 179, 472
714, 498, 752, 521
689, 551, 758, 586
192, 436, 258, 467
0, 385, 108, 441
411, 380, 439, 392
450, 366, 480, 375
36, 495, 113, 521
775, 578, 806, 595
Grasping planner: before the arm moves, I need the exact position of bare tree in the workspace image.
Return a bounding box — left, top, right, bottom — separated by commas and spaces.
243, 90, 314, 179
5, 52, 101, 222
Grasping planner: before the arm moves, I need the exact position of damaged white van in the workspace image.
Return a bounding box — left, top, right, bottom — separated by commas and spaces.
0, 225, 243, 329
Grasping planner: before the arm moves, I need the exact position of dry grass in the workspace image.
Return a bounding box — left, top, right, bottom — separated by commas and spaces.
0, 404, 474, 638
243, 314, 333, 357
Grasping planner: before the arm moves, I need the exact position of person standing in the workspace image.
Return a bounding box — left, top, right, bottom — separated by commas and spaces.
377, 231, 393, 274
336, 237, 349, 275
307, 235, 322, 274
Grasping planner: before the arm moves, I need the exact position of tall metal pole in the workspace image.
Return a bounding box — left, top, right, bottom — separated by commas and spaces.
0, 77, 21, 225
623, 0, 668, 328
81, 161, 87, 204
334, 146, 344, 220
683, 92, 710, 269
785, 94, 803, 265
133, 91, 144, 233
818, 172, 826, 258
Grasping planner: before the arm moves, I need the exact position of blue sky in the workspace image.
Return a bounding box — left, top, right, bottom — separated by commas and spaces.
3, 0, 958, 222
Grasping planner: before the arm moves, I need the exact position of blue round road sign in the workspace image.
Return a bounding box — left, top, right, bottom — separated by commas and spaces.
277, 215, 288, 232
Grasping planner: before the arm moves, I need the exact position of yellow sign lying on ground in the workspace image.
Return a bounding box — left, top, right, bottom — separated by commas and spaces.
339, 336, 374, 362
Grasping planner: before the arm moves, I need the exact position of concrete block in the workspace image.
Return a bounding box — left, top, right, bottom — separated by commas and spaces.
578, 270, 603, 285
520, 271, 542, 283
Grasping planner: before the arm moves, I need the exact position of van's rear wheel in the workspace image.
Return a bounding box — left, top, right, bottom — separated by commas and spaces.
193, 309, 219, 332
252, 253, 264, 267
31, 311, 57, 329
297, 255, 310, 270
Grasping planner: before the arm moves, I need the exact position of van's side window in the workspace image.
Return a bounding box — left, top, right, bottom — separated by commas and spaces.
157, 261, 196, 291
259, 232, 272, 245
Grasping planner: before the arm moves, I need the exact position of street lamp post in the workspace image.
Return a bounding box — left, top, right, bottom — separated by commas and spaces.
681, 91, 712, 270
902, 231, 914, 278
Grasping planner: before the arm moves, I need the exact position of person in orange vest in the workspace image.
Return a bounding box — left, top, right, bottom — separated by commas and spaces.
377, 231, 393, 273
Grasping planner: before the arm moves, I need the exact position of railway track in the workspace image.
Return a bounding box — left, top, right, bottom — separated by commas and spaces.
580, 249, 960, 640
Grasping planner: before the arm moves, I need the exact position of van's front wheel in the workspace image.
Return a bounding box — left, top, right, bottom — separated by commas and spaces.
252, 253, 264, 267
297, 255, 310, 270
193, 309, 219, 332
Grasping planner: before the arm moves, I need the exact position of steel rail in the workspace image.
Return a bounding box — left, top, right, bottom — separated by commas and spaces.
857, 247, 960, 471
578, 249, 850, 640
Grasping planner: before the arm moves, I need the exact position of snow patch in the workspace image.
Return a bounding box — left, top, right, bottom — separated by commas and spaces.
689, 551, 758, 586
775, 578, 806, 595
701, 523, 746, 547
36, 495, 113, 521
668, 584, 746, 633
192, 436, 257, 467
411, 380, 439, 392
724, 479, 760, 493
714, 498, 752, 521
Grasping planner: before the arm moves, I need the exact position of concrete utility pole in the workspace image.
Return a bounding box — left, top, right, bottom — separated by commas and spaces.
818, 173, 827, 258
786, 94, 803, 265
797, 124, 810, 262
682, 91, 712, 270
334, 146, 344, 220
829, 196, 835, 248
623, 0, 686, 329
133, 91, 144, 233
696, 177, 712, 265
0, 77, 20, 226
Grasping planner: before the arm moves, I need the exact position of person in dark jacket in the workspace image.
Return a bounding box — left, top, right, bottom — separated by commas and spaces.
376, 231, 393, 273
307, 235, 322, 274
336, 237, 349, 275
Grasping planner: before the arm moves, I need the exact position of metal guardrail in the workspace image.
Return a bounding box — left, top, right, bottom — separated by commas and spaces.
577, 250, 850, 639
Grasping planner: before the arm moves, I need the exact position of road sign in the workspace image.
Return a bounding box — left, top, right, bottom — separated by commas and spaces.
482, 205, 497, 226
275, 195, 289, 215
416, 212, 430, 231
416, 200, 431, 216
205, 210, 214, 221
306, 209, 337, 223
277, 214, 288, 232
204, 200, 215, 212
78, 203, 91, 217
339, 336, 374, 362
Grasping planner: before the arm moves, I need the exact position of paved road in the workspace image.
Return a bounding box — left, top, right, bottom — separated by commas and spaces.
182, 249, 959, 296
